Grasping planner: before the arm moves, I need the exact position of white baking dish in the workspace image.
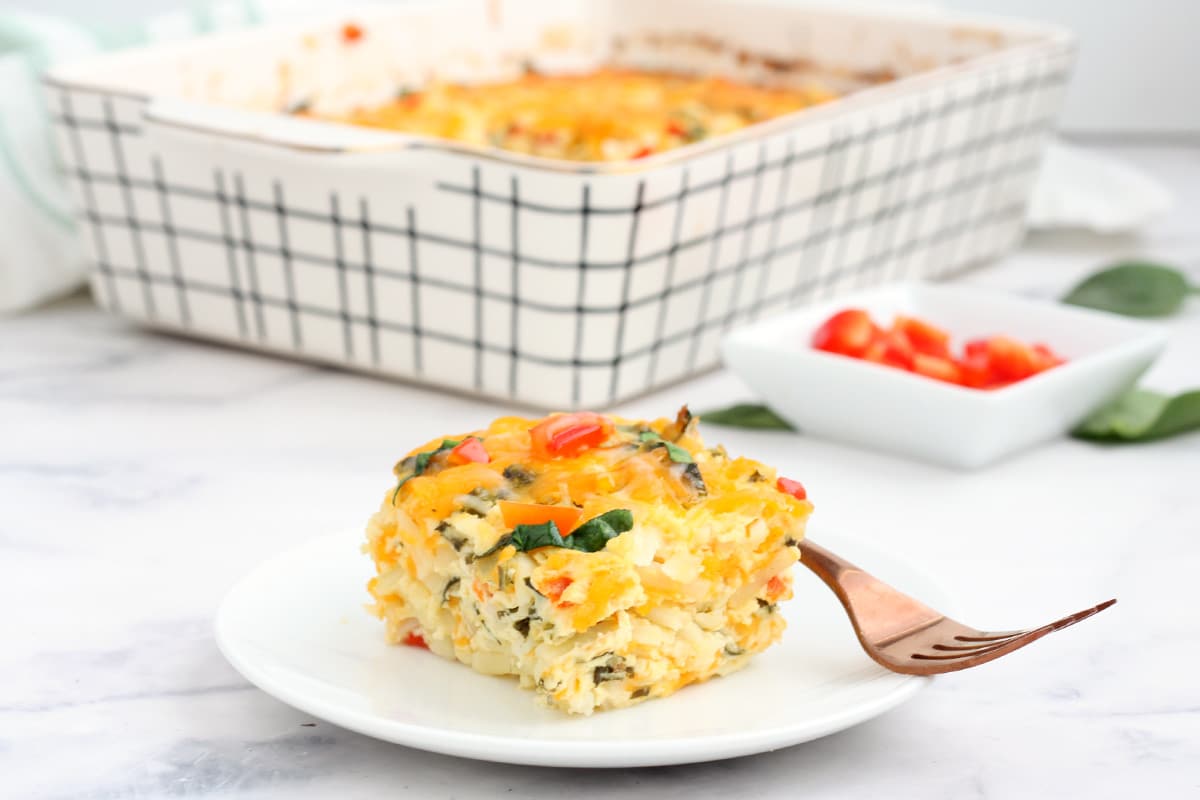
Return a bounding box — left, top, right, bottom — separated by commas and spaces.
44, 0, 1075, 409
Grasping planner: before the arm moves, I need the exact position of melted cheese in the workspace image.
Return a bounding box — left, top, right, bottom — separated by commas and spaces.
314, 68, 837, 161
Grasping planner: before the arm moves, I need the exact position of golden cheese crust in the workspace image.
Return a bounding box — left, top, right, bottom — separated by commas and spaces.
316, 68, 836, 161
364, 407, 811, 714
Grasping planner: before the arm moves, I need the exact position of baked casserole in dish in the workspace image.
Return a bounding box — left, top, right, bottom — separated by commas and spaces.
320, 67, 841, 161
45, 0, 1075, 409
364, 407, 812, 714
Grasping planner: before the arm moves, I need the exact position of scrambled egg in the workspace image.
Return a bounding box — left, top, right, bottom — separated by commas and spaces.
316, 68, 836, 161
364, 407, 812, 714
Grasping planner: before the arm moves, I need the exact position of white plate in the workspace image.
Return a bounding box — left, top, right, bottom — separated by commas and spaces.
215, 529, 951, 768
722, 283, 1167, 469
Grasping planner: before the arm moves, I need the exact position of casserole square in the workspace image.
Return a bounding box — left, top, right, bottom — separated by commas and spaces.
364, 408, 813, 714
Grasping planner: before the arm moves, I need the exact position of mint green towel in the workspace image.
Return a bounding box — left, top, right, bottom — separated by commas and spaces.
0, 1, 322, 313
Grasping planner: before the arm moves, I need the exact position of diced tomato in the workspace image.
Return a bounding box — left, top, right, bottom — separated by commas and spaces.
812, 309, 879, 357
863, 328, 914, 369
447, 437, 489, 465
529, 412, 613, 458
341, 22, 364, 44
810, 310, 1067, 390
964, 338, 990, 360
894, 315, 951, 358
665, 120, 687, 138
632, 146, 654, 159
957, 353, 993, 389
986, 336, 1039, 382
539, 575, 574, 604
776, 477, 807, 500
402, 630, 427, 648
911, 353, 963, 385
1032, 343, 1065, 371
766, 575, 787, 598
499, 501, 582, 533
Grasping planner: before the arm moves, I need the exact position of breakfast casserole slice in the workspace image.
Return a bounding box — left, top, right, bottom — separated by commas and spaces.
364, 407, 812, 714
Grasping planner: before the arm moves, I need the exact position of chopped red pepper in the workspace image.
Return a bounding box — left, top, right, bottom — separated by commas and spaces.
776, 477, 807, 500
665, 120, 687, 138
447, 437, 489, 465
984, 336, 1039, 382
894, 315, 951, 358
863, 328, 915, 370
529, 412, 613, 458
341, 22, 364, 44
911, 352, 962, 384
811, 309, 1065, 389
539, 575, 574, 605
812, 309, 879, 358
1033, 343, 1065, 370
402, 630, 427, 648
632, 146, 654, 159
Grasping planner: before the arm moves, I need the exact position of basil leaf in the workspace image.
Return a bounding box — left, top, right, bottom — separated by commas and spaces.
698, 403, 795, 430
563, 509, 634, 552
1072, 388, 1200, 443
638, 431, 694, 463
1062, 262, 1194, 317
510, 521, 565, 551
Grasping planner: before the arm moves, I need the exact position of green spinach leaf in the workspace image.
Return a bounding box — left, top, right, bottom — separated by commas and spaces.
638, 430, 695, 463
564, 509, 634, 552
497, 509, 635, 554
510, 521, 565, 551
392, 438, 462, 503
698, 403, 795, 430
1072, 388, 1200, 443
1062, 262, 1195, 317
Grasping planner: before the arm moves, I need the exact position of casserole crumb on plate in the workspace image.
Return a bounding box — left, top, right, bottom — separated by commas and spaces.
364, 406, 812, 714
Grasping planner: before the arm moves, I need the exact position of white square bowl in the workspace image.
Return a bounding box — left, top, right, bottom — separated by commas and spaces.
720, 283, 1167, 469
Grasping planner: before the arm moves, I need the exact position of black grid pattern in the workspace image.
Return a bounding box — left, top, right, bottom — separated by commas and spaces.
48, 51, 1073, 409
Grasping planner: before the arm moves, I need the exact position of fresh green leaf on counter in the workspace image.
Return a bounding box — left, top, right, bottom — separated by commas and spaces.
1062, 261, 1195, 317
1072, 388, 1200, 443
699, 403, 795, 430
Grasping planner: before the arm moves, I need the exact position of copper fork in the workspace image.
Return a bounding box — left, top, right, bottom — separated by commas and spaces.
800, 539, 1116, 675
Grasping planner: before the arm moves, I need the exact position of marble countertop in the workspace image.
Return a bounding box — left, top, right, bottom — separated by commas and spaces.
4, 143, 1198, 799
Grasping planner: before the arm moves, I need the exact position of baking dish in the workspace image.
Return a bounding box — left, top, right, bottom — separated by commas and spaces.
44, 0, 1075, 409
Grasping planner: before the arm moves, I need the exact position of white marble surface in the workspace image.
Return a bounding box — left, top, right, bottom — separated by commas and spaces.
3, 143, 1198, 799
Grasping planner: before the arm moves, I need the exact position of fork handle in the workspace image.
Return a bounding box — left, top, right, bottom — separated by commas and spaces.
800, 539, 945, 648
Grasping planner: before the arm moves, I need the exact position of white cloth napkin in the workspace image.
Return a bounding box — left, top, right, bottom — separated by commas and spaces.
1026, 140, 1173, 233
